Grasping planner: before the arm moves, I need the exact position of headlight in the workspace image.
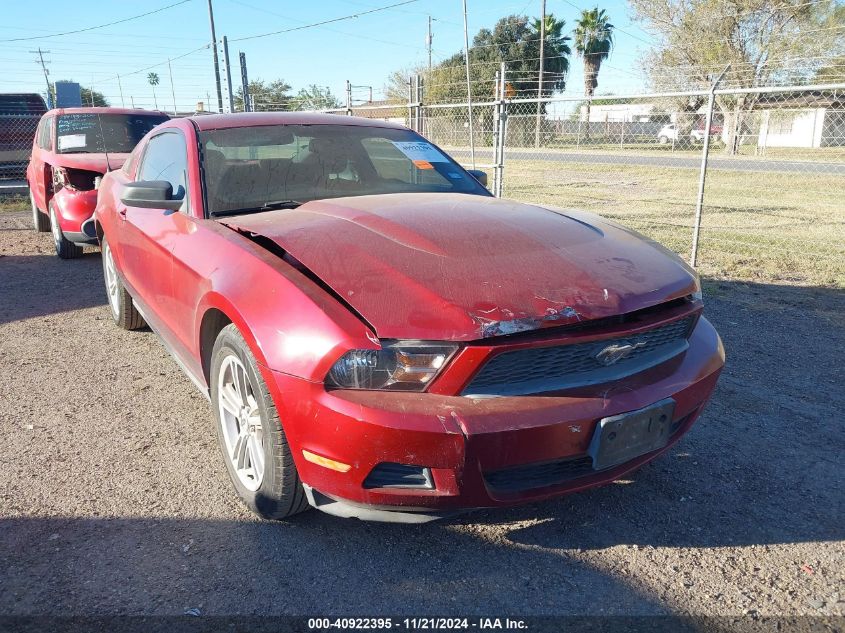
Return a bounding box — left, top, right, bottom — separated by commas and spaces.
325, 342, 458, 391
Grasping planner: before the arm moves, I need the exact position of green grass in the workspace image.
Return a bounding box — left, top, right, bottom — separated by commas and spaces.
0, 195, 26, 212
503, 159, 845, 288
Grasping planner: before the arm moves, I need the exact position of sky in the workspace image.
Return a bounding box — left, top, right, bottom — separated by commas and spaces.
0, 0, 657, 112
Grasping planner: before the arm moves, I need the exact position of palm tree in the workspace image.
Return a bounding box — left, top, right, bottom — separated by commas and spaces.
574, 8, 614, 137
531, 13, 571, 147
147, 72, 160, 110
530, 14, 572, 87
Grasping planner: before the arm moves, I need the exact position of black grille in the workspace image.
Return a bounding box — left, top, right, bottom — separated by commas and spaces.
363, 463, 434, 489
484, 456, 594, 493
463, 316, 694, 396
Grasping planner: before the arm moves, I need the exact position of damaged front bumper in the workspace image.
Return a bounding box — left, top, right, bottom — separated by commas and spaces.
51, 187, 99, 245
266, 316, 724, 523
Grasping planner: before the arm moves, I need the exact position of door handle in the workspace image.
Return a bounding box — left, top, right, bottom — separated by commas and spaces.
118, 206, 127, 219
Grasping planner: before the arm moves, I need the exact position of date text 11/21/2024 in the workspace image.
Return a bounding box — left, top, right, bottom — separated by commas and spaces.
307, 618, 528, 630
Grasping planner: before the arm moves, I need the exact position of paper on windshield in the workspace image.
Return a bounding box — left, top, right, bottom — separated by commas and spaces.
58, 134, 87, 151
391, 141, 448, 164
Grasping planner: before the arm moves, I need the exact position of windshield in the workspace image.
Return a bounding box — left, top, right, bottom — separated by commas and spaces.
56, 113, 168, 154
199, 124, 490, 215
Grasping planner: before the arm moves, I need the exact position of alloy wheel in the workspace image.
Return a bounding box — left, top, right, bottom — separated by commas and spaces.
49, 206, 62, 249
102, 242, 121, 319
217, 354, 265, 491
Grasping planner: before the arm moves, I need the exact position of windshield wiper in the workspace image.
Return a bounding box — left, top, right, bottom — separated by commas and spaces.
211, 200, 303, 217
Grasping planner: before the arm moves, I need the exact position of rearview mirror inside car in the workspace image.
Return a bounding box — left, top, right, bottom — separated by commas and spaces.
120, 181, 184, 211
467, 169, 488, 187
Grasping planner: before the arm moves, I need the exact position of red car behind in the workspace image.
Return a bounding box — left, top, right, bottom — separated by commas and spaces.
95, 113, 724, 523
27, 107, 168, 258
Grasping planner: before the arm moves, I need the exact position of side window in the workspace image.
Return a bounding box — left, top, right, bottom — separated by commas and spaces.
37, 117, 52, 150
137, 131, 189, 208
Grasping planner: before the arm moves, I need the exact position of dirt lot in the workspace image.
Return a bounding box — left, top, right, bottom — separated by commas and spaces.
0, 207, 843, 617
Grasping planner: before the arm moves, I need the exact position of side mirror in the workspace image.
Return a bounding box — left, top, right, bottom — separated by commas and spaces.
120, 180, 183, 211
467, 169, 488, 187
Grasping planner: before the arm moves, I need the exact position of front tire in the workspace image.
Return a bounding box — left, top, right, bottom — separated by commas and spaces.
49, 202, 83, 259
211, 324, 309, 520
101, 236, 145, 330
658, 135, 669, 145
30, 188, 49, 232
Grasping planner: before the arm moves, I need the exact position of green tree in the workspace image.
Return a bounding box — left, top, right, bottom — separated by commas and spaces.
147, 72, 160, 110
814, 4, 845, 82
289, 85, 342, 111
629, 0, 844, 153
573, 8, 615, 132
384, 66, 424, 103
399, 14, 572, 105
235, 79, 292, 112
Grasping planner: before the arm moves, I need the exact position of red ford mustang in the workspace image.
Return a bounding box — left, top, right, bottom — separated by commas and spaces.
27, 107, 168, 258
94, 112, 724, 523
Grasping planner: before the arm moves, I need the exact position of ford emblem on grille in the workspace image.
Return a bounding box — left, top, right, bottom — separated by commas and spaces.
594, 341, 647, 366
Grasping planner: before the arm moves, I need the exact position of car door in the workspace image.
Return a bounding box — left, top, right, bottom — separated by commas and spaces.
118, 130, 189, 337
30, 115, 52, 210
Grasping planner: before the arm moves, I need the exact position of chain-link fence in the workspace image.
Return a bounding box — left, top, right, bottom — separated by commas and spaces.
497, 86, 845, 287
0, 95, 44, 180
3, 68, 843, 287
322, 77, 845, 288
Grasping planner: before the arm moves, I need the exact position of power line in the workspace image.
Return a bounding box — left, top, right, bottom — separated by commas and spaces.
230, 0, 421, 43
90, 44, 210, 85
0, 0, 194, 43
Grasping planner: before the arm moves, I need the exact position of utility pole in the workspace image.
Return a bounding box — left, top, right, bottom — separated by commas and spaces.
207, 0, 224, 113
239, 52, 250, 112
535, 0, 546, 148
117, 74, 125, 108
427, 15, 433, 73
167, 58, 177, 115
31, 47, 52, 108
461, 0, 475, 169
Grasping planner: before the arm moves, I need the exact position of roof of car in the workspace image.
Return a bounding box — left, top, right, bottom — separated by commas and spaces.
44, 107, 170, 117
187, 111, 408, 132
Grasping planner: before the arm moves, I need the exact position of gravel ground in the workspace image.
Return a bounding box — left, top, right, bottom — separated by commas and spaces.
0, 208, 843, 617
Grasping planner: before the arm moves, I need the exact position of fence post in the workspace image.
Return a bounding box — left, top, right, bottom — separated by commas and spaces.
690, 64, 730, 268
493, 70, 501, 197
407, 76, 413, 130
239, 52, 250, 112
221, 36, 235, 113
415, 74, 423, 134
492, 61, 508, 198
346, 80, 352, 116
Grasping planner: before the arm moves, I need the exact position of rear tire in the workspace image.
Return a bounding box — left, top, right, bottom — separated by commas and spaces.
101, 236, 146, 330
658, 135, 669, 145
211, 324, 310, 520
30, 188, 49, 232
49, 202, 83, 260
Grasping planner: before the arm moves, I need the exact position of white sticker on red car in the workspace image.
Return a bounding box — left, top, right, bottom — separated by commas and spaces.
58, 134, 87, 151
391, 141, 449, 164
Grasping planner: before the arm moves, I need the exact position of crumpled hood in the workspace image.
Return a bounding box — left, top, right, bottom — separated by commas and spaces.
53, 152, 128, 174
221, 193, 698, 341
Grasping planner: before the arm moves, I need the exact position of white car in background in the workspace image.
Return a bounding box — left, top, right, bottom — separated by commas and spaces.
657, 123, 679, 144
658, 122, 722, 144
